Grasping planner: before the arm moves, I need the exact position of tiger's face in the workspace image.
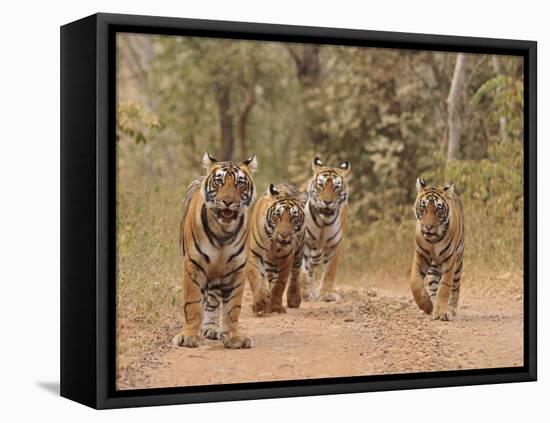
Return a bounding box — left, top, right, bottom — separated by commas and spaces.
308, 157, 350, 219
265, 184, 305, 247
202, 152, 257, 224
414, 177, 454, 243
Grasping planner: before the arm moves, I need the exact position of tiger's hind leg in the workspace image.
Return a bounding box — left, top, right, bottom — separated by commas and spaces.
203, 288, 221, 340
447, 258, 463, 319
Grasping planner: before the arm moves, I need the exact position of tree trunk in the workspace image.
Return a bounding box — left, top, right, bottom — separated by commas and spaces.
216, 84, 235, 161
287, 45, 321, 89
287, 45, 326, 146
237, 97, 252, 159
491, 55, 509, 144
446, 53, 468, 161
237, 64, 258, 159
381, 76, 416, 205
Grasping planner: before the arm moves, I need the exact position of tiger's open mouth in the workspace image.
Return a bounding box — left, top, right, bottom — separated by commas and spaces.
421, 228, 441, 241
217, 208, 238, 221
319, 207, 336, 216
276, 238, 292, 245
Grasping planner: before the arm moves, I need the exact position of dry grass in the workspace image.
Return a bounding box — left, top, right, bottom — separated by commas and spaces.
339, 202, 523, 286
116, 163, 184, 383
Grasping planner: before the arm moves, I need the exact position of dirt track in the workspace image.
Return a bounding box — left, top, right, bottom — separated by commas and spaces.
116, 273, 523, 390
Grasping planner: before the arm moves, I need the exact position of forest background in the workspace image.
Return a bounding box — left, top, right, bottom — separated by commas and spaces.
115, 34, 524, 367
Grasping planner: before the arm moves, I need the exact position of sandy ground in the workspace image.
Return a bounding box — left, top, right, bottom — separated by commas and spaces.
116, 273, 523, 390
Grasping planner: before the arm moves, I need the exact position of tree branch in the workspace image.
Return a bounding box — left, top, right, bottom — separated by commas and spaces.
286, 44, 302, 67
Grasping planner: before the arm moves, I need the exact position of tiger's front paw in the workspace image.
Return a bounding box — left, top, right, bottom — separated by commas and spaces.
222, 335, 253, 349
270, 303, 286, 313
320, 291, 340, 302
432, 304, 455, 321
203, 324, 221, 340
448, 305, 457, 317
172, 333, 202, 348
287, 288, 302, 309
302, 289, 317, 302
252, 295, 271, 315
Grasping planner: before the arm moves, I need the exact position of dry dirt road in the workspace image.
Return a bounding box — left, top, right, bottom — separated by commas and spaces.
117, 272, 523, 390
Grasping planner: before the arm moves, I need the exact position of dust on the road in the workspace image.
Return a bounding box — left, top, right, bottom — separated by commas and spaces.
116, 273, 523, 390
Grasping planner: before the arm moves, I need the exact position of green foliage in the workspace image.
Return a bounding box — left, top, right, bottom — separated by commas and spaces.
426, 142, 523, 219
116, 35, 525, 280
421, 141, 523, 270
149, 37, 296, 165
471, 74, 524, 142
117, 101, 164, 144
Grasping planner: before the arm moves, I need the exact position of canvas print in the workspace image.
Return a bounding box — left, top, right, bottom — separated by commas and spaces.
115, 33, 524, 390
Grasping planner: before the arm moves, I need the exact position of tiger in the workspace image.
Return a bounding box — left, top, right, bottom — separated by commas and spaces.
411, 177, 465, 321
246, 183, 307, 314
172, 152, 257, 349
301, 157, 350, 302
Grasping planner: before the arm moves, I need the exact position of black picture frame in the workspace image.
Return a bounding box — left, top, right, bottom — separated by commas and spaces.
60, 12, 537, 409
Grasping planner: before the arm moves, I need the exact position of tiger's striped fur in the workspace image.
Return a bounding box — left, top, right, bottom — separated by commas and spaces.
246, 183, 307, 314
301, 157, 350, 302
172, 152, 257, 348
411, 177, 465, 321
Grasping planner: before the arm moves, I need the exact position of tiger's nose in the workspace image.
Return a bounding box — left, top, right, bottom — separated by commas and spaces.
221, 199, 234, 207
323, 200, 332, 205
277, 235, 292, 244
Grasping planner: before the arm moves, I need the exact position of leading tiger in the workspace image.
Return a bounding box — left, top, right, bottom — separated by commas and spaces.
172, 152, 257, 349
301, 157, 350, 302
411, 177, 465, 321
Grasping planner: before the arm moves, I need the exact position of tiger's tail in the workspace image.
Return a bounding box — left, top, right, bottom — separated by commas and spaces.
179, 176, 204, 256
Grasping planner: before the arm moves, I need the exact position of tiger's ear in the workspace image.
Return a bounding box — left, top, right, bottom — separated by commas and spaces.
339, 161, 351, 176
202, 152, 217, 170
312, 157, 323, 171
242, 154, 258, 173
416, 177, 426, 192
444, 183, 455, 195
268, 183, 279, 197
